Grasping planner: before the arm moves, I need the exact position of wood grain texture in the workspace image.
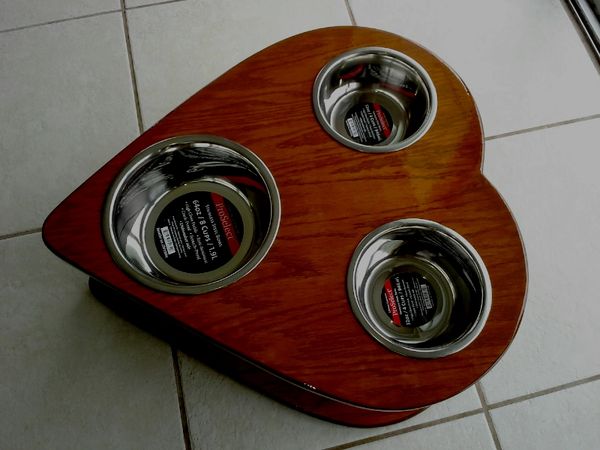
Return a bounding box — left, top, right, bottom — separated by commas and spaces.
43, 27, 527, 422
88, 278, 424, 427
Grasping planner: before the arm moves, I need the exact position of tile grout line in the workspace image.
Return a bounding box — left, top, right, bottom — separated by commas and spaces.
120, 1, 145, 134
0, 0, 189, 34
485, 113, 600, 141
476, 383, 503, 450
127, 0, 188, 11
344, 0, 357, 26
327, 373, 600, 450
171, 347, 193, 450
324, 409, 484, 450
0, 9, 120, 34
488, 373, 600, 410
0, 228, 42, 241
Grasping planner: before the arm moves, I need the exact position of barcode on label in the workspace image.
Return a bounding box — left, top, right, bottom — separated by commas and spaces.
421, 284, 433, 309
160, 226, 176, 255
346, 118, 359, 137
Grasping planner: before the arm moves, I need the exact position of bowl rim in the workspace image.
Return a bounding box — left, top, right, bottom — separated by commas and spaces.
312, 46, 438, 153
102, 134, 281, 294
346, 218, 492, 358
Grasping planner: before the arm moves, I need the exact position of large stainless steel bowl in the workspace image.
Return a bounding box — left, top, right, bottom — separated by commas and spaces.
103, 135, 280, 294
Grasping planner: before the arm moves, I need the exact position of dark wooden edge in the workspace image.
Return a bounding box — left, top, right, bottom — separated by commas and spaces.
87, 277, 425, 427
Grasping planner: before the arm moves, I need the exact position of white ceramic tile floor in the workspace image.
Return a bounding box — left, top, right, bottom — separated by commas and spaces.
178, 354, 482, 450
0, 235, 184, 450
0, 0, 119, 32
354, 414, 496, 450
349, 0, 600, 137
481, 118, 600, 403
126, 0, 350, 128
125, 0, 176, 8
1, 0, 600, 448
491, 380, 600, 450
0, 13, 139, 235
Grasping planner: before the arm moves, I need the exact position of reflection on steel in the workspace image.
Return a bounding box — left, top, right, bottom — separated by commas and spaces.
347, 219, 491, 358
313, 47, 437, 153
103, 135, 281, 294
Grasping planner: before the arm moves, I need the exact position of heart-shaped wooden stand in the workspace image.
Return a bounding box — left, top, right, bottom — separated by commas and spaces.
43, 27, 526, 427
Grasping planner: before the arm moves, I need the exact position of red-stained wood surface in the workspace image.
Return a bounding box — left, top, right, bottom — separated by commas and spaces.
88, 278, 424, 427
43, 27, 527, 426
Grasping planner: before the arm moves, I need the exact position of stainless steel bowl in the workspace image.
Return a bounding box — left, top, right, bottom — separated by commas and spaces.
103, 135, 281, 294
347, 219, 491, 358
313, 47, 437, 153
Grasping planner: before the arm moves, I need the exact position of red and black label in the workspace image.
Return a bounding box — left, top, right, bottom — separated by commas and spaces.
153, 192, 243, 273
381, 272, 436, 328
344, 102, 393, 145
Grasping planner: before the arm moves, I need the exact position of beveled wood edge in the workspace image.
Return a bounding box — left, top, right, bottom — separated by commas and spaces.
41, 26, 527, 412
88, 277, 427, 427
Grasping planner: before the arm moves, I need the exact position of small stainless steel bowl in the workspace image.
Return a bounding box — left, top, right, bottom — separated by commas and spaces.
313, 47, 437, 153
103, 135, 280, 294
347, 219, 491, 358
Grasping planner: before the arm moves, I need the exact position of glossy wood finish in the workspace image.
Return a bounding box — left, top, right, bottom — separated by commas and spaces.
88, 278, 424, 427
43, 27, 527, 425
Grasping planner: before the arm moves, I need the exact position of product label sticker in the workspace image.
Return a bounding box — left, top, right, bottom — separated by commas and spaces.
344, 102, 393, 145
153, 192, 243, 273
381, 272, 436, 328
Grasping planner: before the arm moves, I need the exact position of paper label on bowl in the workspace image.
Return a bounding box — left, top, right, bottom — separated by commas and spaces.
153, 192, 243, 273
381, 272, 436, 327
344, 102, 393, 145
